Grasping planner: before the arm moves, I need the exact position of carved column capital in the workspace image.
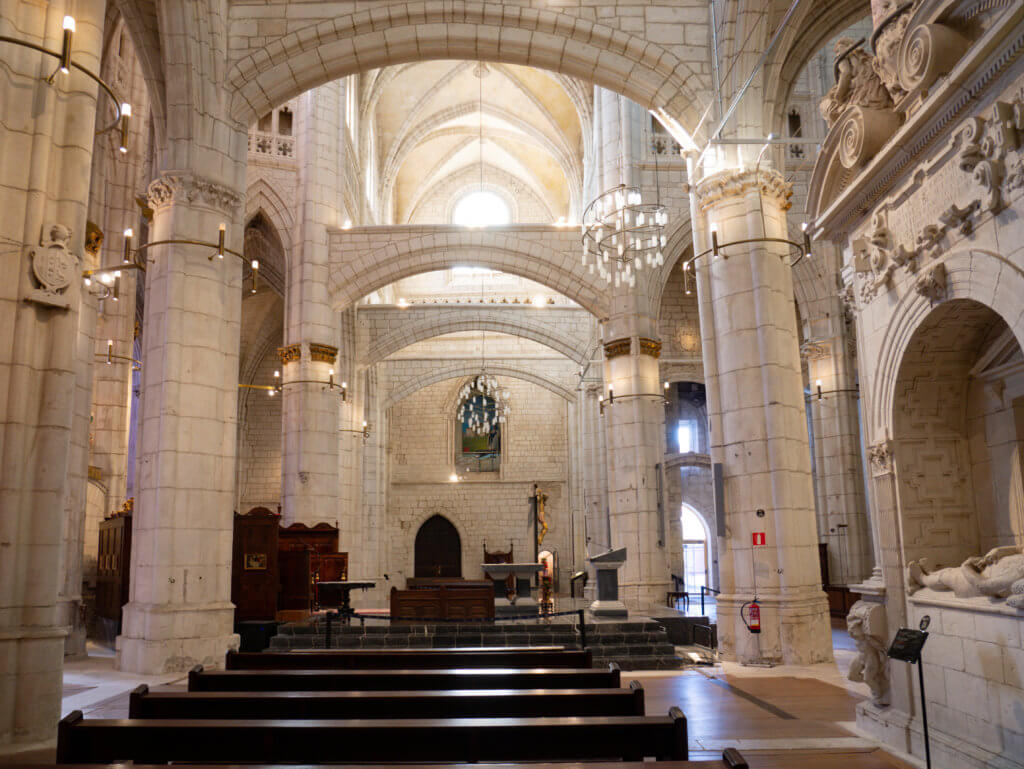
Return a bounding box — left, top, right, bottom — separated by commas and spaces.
308, 343, 338, 364
146, 172, 243, 216
277, 344, 301, 365
693, 167, 793, 213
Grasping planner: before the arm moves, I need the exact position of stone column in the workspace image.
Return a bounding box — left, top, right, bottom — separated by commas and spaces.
693, 168, 831, 665
281, 82, 345, 527
116, 173, 244, 673
601, 295, 670, 609
803, 284, 872, 586
0, 0, 104, 755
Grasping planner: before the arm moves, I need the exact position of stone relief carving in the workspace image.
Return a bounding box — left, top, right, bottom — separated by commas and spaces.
799, 340, 830, 360
846, 600, 891, 706
821, 38, 894, 129
807, 7, 974, 221
871, 0, 922, 103
957, 101, 1024, 215
913, 263, 947, 303
906, 545, 1024, 609
147, 173, 243, 215
693, 168, 793, 212
26, 223, 78, 309
868, 440, 894, 476
84, 221, 103, 257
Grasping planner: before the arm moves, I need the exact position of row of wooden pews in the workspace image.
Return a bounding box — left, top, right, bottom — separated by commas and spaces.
56, 645, 750, 768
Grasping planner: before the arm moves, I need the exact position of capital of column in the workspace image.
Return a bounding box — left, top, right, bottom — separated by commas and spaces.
693, 167, 793, 214
276, 342, 339, 366
146, 172, 243, 217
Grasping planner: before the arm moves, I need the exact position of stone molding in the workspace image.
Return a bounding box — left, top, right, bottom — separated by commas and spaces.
637, 337, 662, 358
277, 344, 301, 364
693, 167, 793, 212
308, 343, 338, 364
603, 338, 631, 359
146, 172, 243, 215
913, 263, 948, 302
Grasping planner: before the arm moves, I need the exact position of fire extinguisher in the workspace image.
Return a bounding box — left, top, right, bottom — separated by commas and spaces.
741, 598, 762, 634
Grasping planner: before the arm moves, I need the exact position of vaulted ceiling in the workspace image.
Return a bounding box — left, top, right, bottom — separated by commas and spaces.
366, 61, 588, 225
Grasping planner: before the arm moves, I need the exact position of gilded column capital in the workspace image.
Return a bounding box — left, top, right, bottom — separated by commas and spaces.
308, 343, 338, 364
693, 167, 793, 213
277, 344, 301, 365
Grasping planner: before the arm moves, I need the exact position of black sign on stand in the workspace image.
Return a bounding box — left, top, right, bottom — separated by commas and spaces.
887, 618, 932, 769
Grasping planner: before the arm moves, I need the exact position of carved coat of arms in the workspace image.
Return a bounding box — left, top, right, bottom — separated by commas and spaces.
27, 223, 77, 308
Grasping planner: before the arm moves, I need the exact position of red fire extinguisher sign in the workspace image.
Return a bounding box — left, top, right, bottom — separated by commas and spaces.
752, 532, 766, 546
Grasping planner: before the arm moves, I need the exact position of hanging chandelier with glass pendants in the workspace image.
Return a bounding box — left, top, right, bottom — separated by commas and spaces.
459, 373, 510, 437
581, 184, 669, 288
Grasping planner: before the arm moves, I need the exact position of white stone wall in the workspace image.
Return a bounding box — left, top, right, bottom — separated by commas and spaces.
385, 376, 572, 587
236, 349, 283, 512
406, 166, 555, 224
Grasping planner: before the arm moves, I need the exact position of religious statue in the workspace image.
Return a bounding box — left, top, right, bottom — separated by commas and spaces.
846, 601, 890, 706
535, 487, 549, 548
819, 38, 894, 128
906, 545, 1024, 608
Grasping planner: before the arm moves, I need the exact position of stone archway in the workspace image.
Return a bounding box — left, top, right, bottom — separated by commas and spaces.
890, 298, 1024, 571
225, 3, 704, 138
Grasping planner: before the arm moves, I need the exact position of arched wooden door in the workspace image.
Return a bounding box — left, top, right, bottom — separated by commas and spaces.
414, 515, 462, 578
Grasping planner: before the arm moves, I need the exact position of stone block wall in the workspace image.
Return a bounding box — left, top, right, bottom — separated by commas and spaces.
385, 374, 572, 587
902, 596, 1024, 767
237, 347, 283, 512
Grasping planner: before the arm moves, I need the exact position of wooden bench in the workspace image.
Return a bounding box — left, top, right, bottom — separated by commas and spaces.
40, 760, 746, 769
225, 646, 592, 669
188, 663, 621, 691
57, 708, 688, 763
130, 680, 645, 719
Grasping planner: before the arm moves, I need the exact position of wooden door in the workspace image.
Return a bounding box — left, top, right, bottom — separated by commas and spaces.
414, 515, 461, 578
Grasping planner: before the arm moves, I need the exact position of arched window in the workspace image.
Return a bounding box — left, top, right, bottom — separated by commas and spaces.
680, 504, 710, 594
457, 391, 503, 473
452, 190, 510, 227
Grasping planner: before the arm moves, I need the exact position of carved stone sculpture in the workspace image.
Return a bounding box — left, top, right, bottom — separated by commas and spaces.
871, 0, 920, 103
820, 38, 894, 129
26, 223, 77, 309
906, 546, 1024, 608
847, 600, 891, 706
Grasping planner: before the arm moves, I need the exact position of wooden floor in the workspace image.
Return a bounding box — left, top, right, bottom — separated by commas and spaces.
640, 671, 915, 768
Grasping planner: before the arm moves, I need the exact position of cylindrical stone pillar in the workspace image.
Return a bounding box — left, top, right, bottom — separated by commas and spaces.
601, 293, 670, 609
0, 0, 104, 754
693, 167, 832, 665
116, 172, 244, 674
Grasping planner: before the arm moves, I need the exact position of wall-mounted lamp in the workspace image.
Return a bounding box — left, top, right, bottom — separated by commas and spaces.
801, 221, 812, 259
250, 259, 259, 293
1, 17, 128, 147
119, 102, 131, 153
709, 222, 720, 257
341, 420, 370, 439
96, 339, 141, 370
816, 379, 823, 400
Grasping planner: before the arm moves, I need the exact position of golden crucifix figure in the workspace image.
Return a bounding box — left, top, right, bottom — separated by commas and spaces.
535, 487, 549, 547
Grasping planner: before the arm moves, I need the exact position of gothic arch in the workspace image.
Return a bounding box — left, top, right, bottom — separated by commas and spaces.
245, 178, 295, 257
367, 312, 588, 366
226, 3, 703, 136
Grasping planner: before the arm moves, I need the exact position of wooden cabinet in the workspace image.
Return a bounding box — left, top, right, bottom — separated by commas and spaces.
231, 508, 280, 621
96, 513, 132, 624
390, 582, 494, 622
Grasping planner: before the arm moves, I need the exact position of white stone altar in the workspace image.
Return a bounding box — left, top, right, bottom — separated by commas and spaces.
482, 563, 544, 617
588, 547, 628, 618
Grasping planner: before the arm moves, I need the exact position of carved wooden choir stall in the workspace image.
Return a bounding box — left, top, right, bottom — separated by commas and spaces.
95, 507, 132, 628
231, 508, 349, 623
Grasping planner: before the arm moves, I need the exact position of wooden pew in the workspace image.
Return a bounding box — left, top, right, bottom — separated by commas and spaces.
57, 708, 688, 763
30, 760, 749, 769
225, 646, 593, 669
130, 680, 645, 719
188, 663, 621, 691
